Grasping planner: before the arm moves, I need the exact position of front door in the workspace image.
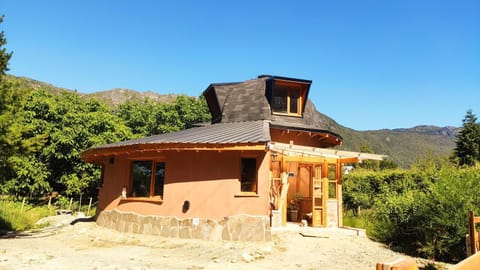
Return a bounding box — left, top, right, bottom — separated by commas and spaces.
326, 163, 339, 227
311, 165, 328, 227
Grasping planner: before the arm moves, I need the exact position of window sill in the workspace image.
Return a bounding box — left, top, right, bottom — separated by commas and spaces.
234, 192, 259, 198
120, 196, 163, 204
272, 112, 302, 118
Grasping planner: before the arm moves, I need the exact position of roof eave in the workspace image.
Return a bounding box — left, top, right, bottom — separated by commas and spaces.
82, 142, 269, 163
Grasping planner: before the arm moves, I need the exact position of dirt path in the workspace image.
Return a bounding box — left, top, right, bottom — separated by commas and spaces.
0, 215, 431, 270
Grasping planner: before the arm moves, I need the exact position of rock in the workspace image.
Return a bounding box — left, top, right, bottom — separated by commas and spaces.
223, 242, 234, 250
241, 252, 254, 263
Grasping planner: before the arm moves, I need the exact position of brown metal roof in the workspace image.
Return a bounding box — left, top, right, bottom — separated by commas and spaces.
87, 120, 271, 151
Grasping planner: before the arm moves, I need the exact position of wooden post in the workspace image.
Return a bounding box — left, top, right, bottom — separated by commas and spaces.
279, 172, 289, 226
78, 193, 83, 212
48, 196, 52, 209
469, 211, 477, 256
68, 197, 73, 211
21, 197, 26, 212
87, 197, 93, 216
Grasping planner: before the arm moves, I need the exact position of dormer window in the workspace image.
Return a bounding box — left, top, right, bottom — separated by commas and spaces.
271, 79, 308, 117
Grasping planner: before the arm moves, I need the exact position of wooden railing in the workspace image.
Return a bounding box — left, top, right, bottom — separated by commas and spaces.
468, 210, 480, 256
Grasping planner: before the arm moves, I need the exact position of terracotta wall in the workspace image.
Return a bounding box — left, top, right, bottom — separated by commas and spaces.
97, 150, 270, 221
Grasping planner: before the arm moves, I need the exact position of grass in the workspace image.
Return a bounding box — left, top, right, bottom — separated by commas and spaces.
0, 200, 56, 231
343, 209, 376, 238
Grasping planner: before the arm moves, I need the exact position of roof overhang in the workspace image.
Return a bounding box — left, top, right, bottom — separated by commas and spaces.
269, 142, 387, 163
270, 124, 343, 147
82, 142, 268, 163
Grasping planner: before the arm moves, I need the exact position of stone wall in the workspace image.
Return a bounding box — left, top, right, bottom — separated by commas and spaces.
96, 209, 272, 242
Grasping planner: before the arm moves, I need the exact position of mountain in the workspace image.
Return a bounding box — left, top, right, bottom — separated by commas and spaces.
86, 88, 177, 107
5, 74, 458, 167
308, 105, 458, 167
4, 75, 177, 106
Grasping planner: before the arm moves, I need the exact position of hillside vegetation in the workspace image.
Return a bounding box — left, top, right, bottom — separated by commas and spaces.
4, 74, 457, 167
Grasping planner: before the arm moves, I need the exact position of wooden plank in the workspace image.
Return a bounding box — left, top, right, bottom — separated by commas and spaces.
82, 143, 268, 161
376, 258, 418, 270
279, 173, 289, 226
452, 251, 480, 270
299, 232, 329, 238
469, 211, 478, 256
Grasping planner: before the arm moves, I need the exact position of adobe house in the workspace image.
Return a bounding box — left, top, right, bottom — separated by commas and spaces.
81, 75, 385, 241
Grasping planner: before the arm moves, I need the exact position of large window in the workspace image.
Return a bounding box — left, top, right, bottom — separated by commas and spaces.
240, 158, 257, 193
272, 85, 302, 116
130, 160, 165, 198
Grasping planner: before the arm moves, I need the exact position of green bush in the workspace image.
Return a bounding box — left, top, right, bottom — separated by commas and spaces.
343, 162, 480, 263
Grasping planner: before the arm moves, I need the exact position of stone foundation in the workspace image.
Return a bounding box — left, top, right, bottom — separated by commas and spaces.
96, 209, 272, 241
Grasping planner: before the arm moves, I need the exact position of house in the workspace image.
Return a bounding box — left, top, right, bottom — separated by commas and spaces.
81, 75, 385, 241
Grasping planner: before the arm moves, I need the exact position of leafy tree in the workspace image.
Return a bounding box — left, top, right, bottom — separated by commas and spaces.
0, 20, 25, 192
2, 89, 133, 197
117, 95, 211, 137
453, 110, 480, 166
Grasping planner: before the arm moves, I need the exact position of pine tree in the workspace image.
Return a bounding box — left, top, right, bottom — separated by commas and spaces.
0, 15, 13, 78
453, 110, 480, 166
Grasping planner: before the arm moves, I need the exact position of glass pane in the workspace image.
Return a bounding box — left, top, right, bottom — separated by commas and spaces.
130, 161, 152, 197
154, 162, 165, 196
328, 164, 336, 180
272, 87, 288, 113
289, 89, 300, 114
328, 181, 337, 198
241, 158, 257, 192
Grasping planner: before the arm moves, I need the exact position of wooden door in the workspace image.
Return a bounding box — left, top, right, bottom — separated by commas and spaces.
311, 165, 327, 227
297, 164, 312, 220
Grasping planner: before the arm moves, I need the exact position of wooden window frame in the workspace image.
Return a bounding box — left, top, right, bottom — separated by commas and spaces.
327, 163, 337, 199
126, 159, 166, 201
271, 81, 306, 117
237, 157, 259, 196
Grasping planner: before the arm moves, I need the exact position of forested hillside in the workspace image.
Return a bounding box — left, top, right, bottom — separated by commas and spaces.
4, 75, 457, 167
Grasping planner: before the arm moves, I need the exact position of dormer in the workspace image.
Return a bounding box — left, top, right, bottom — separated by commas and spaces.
261, 75, 311, 118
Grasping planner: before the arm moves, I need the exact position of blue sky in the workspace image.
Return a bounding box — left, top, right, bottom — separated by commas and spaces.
2, 1, 479, 130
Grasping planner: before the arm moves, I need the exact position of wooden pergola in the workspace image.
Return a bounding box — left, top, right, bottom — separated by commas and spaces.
269, 142, 387, 227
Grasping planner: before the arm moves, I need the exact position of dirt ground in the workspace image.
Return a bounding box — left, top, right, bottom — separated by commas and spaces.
0, 215, 443, 270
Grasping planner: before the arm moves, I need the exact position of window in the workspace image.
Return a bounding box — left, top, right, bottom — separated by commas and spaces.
327, 164, 337, 199
272, 85, 302, 116
240, 158, 257, 193
130, 160, 165, 198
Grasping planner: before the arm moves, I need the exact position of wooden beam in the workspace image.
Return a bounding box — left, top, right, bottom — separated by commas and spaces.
82, 143, 268, 161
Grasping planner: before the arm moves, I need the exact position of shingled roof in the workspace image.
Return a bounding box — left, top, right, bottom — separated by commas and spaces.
203, 75, 342, 140
82, 75, 344, 161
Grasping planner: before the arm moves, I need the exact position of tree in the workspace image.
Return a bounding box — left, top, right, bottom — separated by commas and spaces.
0, 15, 13, 78
117, 95, 211, 137
1, 88, 133, 197
453, 110, 480, 166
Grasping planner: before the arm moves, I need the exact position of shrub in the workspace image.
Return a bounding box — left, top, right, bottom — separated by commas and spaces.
344, 162, 480, 263
0, 200, 54, 231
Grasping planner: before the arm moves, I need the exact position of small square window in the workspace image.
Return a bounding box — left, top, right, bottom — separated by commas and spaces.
271, 84, 303, 116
